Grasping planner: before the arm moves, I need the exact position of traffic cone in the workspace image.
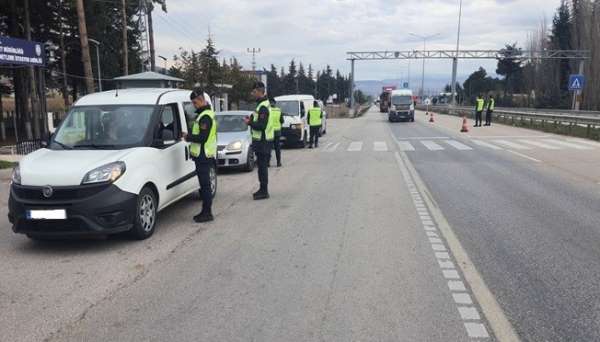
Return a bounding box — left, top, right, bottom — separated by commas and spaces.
429, 112, 435, 123
460, 117, 469, 133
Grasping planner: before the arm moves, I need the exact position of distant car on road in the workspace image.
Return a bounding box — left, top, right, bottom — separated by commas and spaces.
388, 89, 415, 122
215, 111, 254, 171
8, 88, 216, 241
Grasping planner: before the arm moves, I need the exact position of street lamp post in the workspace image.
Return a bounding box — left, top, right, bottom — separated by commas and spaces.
88, 38, 102, 92
409, 32, 440, 100
451, 0, 463, 107
158, 55, 167, 74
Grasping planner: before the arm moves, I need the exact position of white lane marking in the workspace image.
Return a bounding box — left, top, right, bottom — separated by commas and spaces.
438, 260, 455, 269
373, 141, 388, 152
506, 150, 542, 163
432, 244, 447, 251
541, 139, 594, 150
464, 323, 490, 338
443, 270, 461, 279
453, 293, 473, 305
396, 141, 415, 151
444, 140, 474, 151
398, 136, 449, 140
458, 307, 482, 320
566, 138, 600, 147
421, 140, 445, 151
471, 139, 503, 150
426, 231, 439, 237
467, 135, 550, 139
517, 139, 562, 150
435, 252, 450, 259
324, 142, 340, 152
394, 151, 521, 342
424, 226, 437, 232
492, 140, 532, 150
347, 141, 363, 152
429, 237, 443, 244
448, 280, 467, 292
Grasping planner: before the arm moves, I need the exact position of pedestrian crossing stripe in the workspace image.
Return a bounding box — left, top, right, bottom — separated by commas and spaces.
319, 138, 595, 153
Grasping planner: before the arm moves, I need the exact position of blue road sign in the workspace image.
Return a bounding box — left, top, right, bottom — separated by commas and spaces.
403, 82, 409, 88
568, 74, 585, 91
0, 36, 45, 66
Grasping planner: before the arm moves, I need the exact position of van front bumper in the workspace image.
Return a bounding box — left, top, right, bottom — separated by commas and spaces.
8, 183, 137, 237
281, 127, 302, 145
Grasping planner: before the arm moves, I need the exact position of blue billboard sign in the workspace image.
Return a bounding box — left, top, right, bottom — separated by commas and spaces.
0, 36, 45, 66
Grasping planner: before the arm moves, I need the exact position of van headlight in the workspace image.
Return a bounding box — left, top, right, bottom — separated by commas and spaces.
82, 162, 126, 185
226, 140, 243, 152
11, 165, 21, 185
291, 123, 302, 130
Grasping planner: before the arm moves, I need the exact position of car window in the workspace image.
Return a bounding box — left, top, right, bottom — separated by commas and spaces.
156, 103, 181, 142
183, 102, 196, 131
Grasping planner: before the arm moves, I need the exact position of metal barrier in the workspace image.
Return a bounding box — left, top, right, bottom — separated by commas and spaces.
417, 105, 600, 140
15, 139, 45, 155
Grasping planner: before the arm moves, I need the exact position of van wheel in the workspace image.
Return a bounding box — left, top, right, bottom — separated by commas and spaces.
129, 186, 157, 240
245, 148, 255, 172
209, 163, 217, 198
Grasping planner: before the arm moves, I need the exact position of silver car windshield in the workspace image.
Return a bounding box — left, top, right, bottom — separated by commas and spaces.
52, 105, 155, 150
216, 115, 247, 132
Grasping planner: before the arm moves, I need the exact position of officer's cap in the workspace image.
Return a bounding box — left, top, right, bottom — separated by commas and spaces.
190, 87, 206, 100
252, 81, 266, 90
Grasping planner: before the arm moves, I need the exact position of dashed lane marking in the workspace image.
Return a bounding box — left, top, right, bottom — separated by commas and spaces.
492, 140, 532, 150
373, 141, 388, 152
394, 149, 521, 342
517, 139, 562, 150
396, 141, 415, 151
505, 150, 542, 163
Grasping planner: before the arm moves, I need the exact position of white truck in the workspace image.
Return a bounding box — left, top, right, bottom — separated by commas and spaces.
388, 89, 415, 122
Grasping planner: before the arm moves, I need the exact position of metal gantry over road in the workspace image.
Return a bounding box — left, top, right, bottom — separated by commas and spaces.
347, 49, 590, 108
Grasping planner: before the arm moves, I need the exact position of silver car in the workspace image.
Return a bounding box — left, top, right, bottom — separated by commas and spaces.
216, 111, 254, 171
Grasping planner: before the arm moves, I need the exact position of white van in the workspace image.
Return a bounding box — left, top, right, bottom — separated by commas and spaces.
274, 94, 321, 147
388, 89, 415, 122
8, 88, 215, 240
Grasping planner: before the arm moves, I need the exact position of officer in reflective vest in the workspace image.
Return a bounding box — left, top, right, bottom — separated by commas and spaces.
186, 88, 217, 222
474, 94, 485, 127
485, 95, 495, 126
244, 81, 273, 200
307, 101, 323, 148
269, 98, 284, 167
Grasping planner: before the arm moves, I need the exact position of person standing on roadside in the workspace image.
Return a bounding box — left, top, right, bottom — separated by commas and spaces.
474, 94, 485, 127
186, 88, 217, 222
307, 101, 323, 148
485, 95, 495, 126
269, 98, 284, 167
244, 81, 274, 200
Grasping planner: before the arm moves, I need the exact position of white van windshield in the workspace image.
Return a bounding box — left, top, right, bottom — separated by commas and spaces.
52, 105, 155, 150
392, 95, 413, 105
277, 101, 300, 116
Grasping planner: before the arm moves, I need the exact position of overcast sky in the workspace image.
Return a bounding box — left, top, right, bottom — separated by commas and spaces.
153, 0, 561, 89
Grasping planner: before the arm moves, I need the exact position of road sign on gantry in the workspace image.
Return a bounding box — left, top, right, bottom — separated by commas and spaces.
568, 74, 585, 91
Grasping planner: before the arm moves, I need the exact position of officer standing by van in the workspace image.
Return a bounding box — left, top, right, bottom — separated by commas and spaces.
474, 94, 485, 127
244, 81, 273, 200
307, 101, 322, 148
485, 95, 495, 126
186, 88, 217, 222
269, 98, 284, 167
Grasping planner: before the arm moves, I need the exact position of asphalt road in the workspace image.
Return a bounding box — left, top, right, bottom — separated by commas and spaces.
2, 107, 599, 341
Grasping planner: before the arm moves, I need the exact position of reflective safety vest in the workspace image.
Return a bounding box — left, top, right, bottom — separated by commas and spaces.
252, 100, 274, 141
271, 107, 282, 131
488, 98, 495, 111
476, 98, 485, 112
308, 107, 322, 126
190, 109, 217, 158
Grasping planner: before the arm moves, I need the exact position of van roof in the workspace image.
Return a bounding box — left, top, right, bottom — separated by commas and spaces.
74, 88, 192, 106
391, 89, 413, 96
275, 94, 315, 101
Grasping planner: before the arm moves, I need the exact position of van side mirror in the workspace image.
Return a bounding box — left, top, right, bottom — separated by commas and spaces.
41, 133, 54, 148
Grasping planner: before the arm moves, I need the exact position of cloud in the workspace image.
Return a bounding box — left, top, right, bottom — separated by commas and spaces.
153, 0, 561, 88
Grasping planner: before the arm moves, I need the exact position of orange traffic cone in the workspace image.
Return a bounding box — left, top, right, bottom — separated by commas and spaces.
460, 117, 469, 133
429, 112, 435, 123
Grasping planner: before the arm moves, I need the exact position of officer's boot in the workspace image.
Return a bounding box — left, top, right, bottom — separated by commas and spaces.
253, 186, 270, 200
193, 208, 214, 223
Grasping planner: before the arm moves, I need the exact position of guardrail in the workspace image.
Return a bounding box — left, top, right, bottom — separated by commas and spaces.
418, 105, 600, 140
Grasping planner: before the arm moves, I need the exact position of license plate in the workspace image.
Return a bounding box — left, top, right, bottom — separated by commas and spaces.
26, 209, 67, 220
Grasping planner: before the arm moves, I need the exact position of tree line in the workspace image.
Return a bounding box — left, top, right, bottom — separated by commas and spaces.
447, 0, 600, 110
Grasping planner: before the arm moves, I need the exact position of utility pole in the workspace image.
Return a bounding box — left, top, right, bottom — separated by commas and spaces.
122, 0, 128, 75
247, 48, 261, 72
24, 0, 39, 138
89, 39, 102, 91
451, 0, 463, 107
76, 0, 95, 94
59, 0, 69, 108
147, 1, 156, 72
